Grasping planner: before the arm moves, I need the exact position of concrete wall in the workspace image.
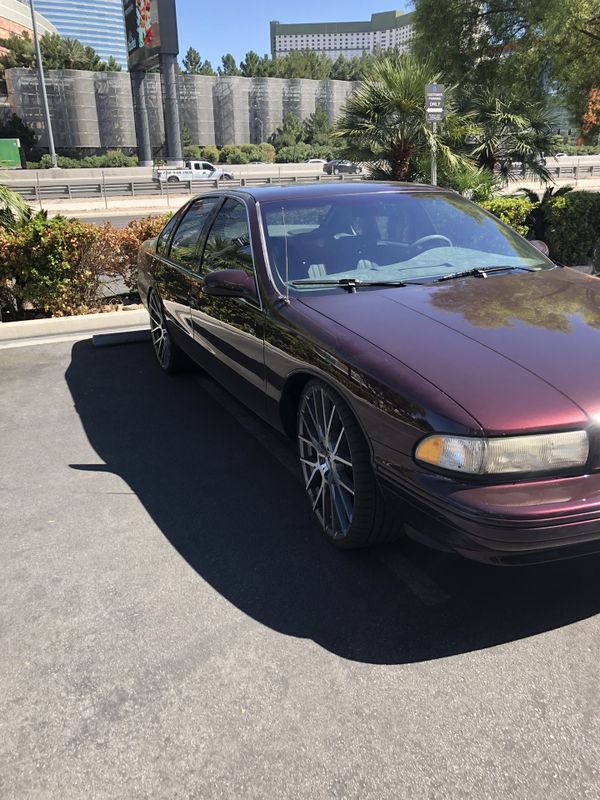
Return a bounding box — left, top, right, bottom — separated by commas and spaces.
5, 68, 357, 151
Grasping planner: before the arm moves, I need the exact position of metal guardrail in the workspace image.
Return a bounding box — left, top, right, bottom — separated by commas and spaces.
549, 165, 600, 179
3, 165, 599, 206
4, 173, 366, 205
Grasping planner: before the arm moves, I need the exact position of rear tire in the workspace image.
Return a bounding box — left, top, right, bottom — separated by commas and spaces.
297, 379, 399, 548
148, 290, 186, 373
167, 175, 179, 183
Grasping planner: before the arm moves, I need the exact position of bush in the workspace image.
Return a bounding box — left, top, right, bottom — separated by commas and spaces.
543, 191, 600, 265
183, 145, 202, 160
259, 142, 276, 163
442, 166, 498, 203
0, 215, 103, 315
0, 213, 169, 317
199, 145, 220, 163
32, 151, 139, 169
479, 197, 534, 236
219, 145, 250, 164
275, 143, 315, 163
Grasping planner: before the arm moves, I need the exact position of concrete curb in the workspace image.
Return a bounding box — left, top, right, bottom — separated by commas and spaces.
0, 309, 149, 342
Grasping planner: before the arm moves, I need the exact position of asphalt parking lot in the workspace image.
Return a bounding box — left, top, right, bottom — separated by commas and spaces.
1, 337, 600, 799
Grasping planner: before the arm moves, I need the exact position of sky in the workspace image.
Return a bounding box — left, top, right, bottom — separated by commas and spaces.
174, 0, 413, 69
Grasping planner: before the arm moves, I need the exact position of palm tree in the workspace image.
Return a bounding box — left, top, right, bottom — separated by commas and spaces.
335, 53, 476, 182
0, 184, 31, 233
519, 185, 574, 241
468, 90, 553, 184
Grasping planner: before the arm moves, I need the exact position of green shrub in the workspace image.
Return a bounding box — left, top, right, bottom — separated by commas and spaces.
275, 143, 315, 163
33, 151, 139, 169
199, 145, 220, 163
183, 145, 202, 160
219, 145, 250, 164
0, 215, 102, 314
0, 213, 169, 316
259, 142, 276, 163
543, 191, 600, 265
479, 197, 534, 236
442, 166, 498, 203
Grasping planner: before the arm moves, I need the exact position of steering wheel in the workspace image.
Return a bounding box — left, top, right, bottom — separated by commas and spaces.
411, 234, 453, 250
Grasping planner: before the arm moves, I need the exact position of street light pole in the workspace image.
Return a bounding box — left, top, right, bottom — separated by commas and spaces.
29, 0, 57, 168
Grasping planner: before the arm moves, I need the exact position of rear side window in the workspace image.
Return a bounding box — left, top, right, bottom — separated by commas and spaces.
168, 197, 220, 268
202, 198, 255, 277
156, 211, 181, 256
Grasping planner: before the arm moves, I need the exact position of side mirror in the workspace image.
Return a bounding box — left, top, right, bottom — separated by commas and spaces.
203, 268, 257, 300
530, 239, 550, 257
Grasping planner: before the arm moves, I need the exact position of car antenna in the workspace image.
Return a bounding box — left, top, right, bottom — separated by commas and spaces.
282, 206, 290, 304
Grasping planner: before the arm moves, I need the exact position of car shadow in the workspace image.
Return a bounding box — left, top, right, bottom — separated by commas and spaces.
65, 339, 600, 665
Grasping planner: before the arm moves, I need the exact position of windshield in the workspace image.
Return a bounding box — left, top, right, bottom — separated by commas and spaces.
259, 191, 553, 294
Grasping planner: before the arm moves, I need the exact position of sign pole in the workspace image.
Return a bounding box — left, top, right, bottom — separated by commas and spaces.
431, 120, 437, 186
425, 83, 445, 188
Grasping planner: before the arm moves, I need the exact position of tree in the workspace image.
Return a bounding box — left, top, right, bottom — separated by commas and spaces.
412, 0, 600, 137
542, 1, 600, 137
303, 107, 334, 147
198, 60, 216, 76
274, 49, 331, 80
180, 121, 193, 149
335, 53, 475, 181
240, 51, 262, 77
0, 185, 32, 234
218, 54, 240, 76
330, 55, 351, 81
100, 56, 121, 72
412, 0, 550, 106
182, 46, 201, 74
0, 32, 34, 72
519, 185, 574, 241
0, 31, 118, 73
270, 112, 304, 149
468, 89, 553, 183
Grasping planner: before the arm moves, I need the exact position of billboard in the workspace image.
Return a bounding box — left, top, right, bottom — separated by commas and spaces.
123, 0, 179, 70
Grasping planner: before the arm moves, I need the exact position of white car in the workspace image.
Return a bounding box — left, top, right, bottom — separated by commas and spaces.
153, 160, 233, 183
305, 158, 328, 164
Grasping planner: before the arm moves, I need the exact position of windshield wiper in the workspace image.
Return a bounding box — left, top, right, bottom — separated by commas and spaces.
434, 265, 536, 283
291, 277, 411, 293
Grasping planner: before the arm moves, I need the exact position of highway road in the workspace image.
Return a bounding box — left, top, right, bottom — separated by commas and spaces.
81, 212, 160, 227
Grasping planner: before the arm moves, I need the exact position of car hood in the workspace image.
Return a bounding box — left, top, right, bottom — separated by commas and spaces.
298, 268, 600, 434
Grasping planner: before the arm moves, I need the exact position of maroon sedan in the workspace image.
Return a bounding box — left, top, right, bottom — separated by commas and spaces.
137, 182, 600, 565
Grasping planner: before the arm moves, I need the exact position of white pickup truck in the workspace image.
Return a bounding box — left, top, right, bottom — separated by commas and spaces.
153, 160, 234, 183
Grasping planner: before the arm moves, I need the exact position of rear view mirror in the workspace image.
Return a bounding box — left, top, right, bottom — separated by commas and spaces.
530, 240, 550, 257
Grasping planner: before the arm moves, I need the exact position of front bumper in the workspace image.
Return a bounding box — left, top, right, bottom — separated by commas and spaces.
379, 465, 600, 565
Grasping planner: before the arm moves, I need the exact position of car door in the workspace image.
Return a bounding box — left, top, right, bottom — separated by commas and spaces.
153, 196, 221, 354
189, 197, 266, 417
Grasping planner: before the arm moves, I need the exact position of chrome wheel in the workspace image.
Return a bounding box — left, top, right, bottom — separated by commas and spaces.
298, 384, 355, 540
148, 291, 170, 369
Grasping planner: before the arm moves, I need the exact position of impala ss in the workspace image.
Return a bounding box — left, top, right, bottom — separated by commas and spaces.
137, 182, 600, 565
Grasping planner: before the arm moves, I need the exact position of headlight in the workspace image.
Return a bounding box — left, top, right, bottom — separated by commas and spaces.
415, 431, 589, 475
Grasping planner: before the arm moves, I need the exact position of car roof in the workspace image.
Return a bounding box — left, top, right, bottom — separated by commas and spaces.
207, 181, 451, 203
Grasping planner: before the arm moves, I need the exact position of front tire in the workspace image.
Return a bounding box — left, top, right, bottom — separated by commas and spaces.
297, 379, 397, 548
148, 290, 186, 373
